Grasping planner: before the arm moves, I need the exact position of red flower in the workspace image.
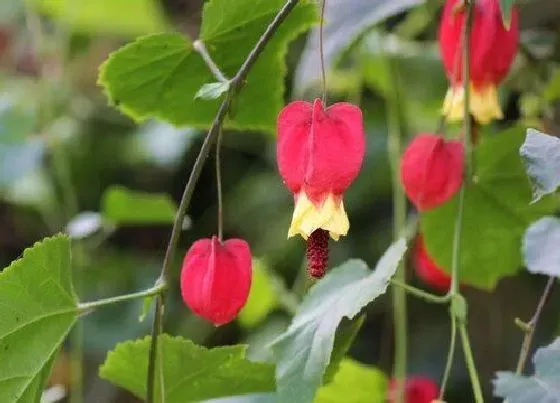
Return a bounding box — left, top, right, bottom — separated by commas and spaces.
414, 235, 451, 292
180, 236, 252, 326
388, 376, 439, 403
439, 0, 519, 124
400, 134, 464, 211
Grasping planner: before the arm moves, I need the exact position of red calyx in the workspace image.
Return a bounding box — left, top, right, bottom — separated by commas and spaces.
276, 98, 365, 202
306, 229, 329, 278
388, 376, 439, 403
180, 236, 252, 326
439, 0, 519, 88
414, 235, 452, 292
400, 133, 464, 211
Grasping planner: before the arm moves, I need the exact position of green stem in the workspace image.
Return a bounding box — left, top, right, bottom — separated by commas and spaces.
77, 282, 167, 313
216, 128, 224, 241
439, 315, 457, 400
459, 323, 484, 403
390, 280, 449, 304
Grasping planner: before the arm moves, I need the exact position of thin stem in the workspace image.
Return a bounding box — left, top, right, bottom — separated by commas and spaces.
515, 276, 555, 374
390, 280, 450, 304
319, 0, 327, 104
216, 128, 224, 241
459, 323, 484, 403
145, 1, 302, 401
439, 315, 457, 400
462, 0, 474, 179
193, 40, 229, 83
77, 282, 167, 313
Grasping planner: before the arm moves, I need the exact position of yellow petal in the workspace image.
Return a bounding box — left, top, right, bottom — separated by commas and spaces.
442, 83, 503, 125
288, 192, 349, 241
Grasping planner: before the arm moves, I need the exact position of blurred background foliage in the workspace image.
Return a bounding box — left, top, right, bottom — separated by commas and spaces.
1, 0, 560, 402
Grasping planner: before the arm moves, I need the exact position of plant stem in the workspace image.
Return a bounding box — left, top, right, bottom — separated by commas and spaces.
390, 280, 449, 304
77, 282, 167, 313
459, 323, 484, 403
193, 40, 229, 83
145, 2, 302, 401
319, 0, 327, 104
386, 55, 407, 403
216, 128, 224, 241
439, 315, 457, 400
515, 276, 555, 374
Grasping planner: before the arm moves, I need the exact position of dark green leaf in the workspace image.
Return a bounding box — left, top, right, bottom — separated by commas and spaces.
99, 335, 276, 402
523, 216, 560, 277
270, 240, 406, 403
493, 338, 560, 402
422, 128, 556, 289
101, 185, 177, 225
520, 129, 560, 201
0, 235, 79, 403
99, 0, 316, 133
195, 82, 230, 101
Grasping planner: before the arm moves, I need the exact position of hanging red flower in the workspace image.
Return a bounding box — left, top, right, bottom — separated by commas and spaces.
414, 235, 452, 292
388, 376, 439, 403
277, 98, 365, 278
439, 0, 519, 124
180, 236, 252, 326
400, 133, 464, 211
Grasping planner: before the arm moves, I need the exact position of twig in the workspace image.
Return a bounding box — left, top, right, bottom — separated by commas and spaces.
439, 315, 457, 400
77, 282, 166, 313
459, 322, 484, 402
216, 127, 224, 241
193, 40, 229, 83
390, 279, 449, 304
145, 1, 302, 401
515, 276, 555, 374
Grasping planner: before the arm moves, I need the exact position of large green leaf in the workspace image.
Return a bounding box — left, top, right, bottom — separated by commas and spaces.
421, 128, 556, 289
99, 335, 276, 402
0, 235, 79, 403
99, 0, 316, 133
101, 185, 177, 225
30, 0, 167, 35
270, 240, 406, 403
493, 338, 560, 402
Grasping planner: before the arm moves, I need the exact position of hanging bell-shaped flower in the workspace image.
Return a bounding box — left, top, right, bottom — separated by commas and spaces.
414, 235, 452, 292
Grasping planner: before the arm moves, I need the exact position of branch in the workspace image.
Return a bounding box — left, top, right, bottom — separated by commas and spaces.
145, 1, 302, 401
193, 40, 229, 83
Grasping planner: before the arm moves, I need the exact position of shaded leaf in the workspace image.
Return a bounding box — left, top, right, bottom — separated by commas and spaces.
494, 338, 560, 403
523, 216, 560, 277
422, 128, 556, 289
99, 0, 316, 132
520, 129, 560, 201
99, 335, 276, 402
0, 235, 78, 403
270, 240, 406, 403
101, 185, 177, 225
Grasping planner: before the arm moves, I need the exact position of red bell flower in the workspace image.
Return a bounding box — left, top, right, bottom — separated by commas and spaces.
414, 235, 452, 292
388, 376, 439, 403
277, 98, 365, 278
180, 236, 252, 326
400, 133, 464, 211
439, 0, 519, 124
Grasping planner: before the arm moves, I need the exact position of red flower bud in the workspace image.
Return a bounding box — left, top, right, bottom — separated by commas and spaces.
400, 134, 464, 211
277, 98, 365, 241
388, 376, 439, 403
180, 236, 252, 326
439, 0, 519, 124
414, 235, 451, 292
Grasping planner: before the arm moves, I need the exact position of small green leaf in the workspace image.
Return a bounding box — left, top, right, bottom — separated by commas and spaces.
138, 295, 155, 323
422, 127, 556, 289
30, 0, 167, 35
239, 260, 280, 328
0, 235, 79, 403
98, 0, 316, 132
316, 359, 388, 403
101, 185, 177, 225
493, 338, 560, 402
499, 0, 516, 29
520, 129, 560, 201
523, 217, 560, 278
195, 82, 230, 101
99, 335, 276, 402
544, 68, 560, 102
270, 240, 406, 403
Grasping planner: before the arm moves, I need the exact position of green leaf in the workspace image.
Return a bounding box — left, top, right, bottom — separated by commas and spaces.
138, 295, 155, 323
499, 0, 516, 29
523, 217, 560, 277
239, 260, 280, 328
30, 0, 167, 35
0, 235, 79, 403
98, 0, 316, 133
195, 82, 230, 101
493, 337, 560, 402
421, 128, 556, 289
316, 359, 388, 403
101, 185, 177, 225
544, 68, 560, 101
520, 129, 560, 201
270, 240, 406, 403
99, 335, 276, 402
